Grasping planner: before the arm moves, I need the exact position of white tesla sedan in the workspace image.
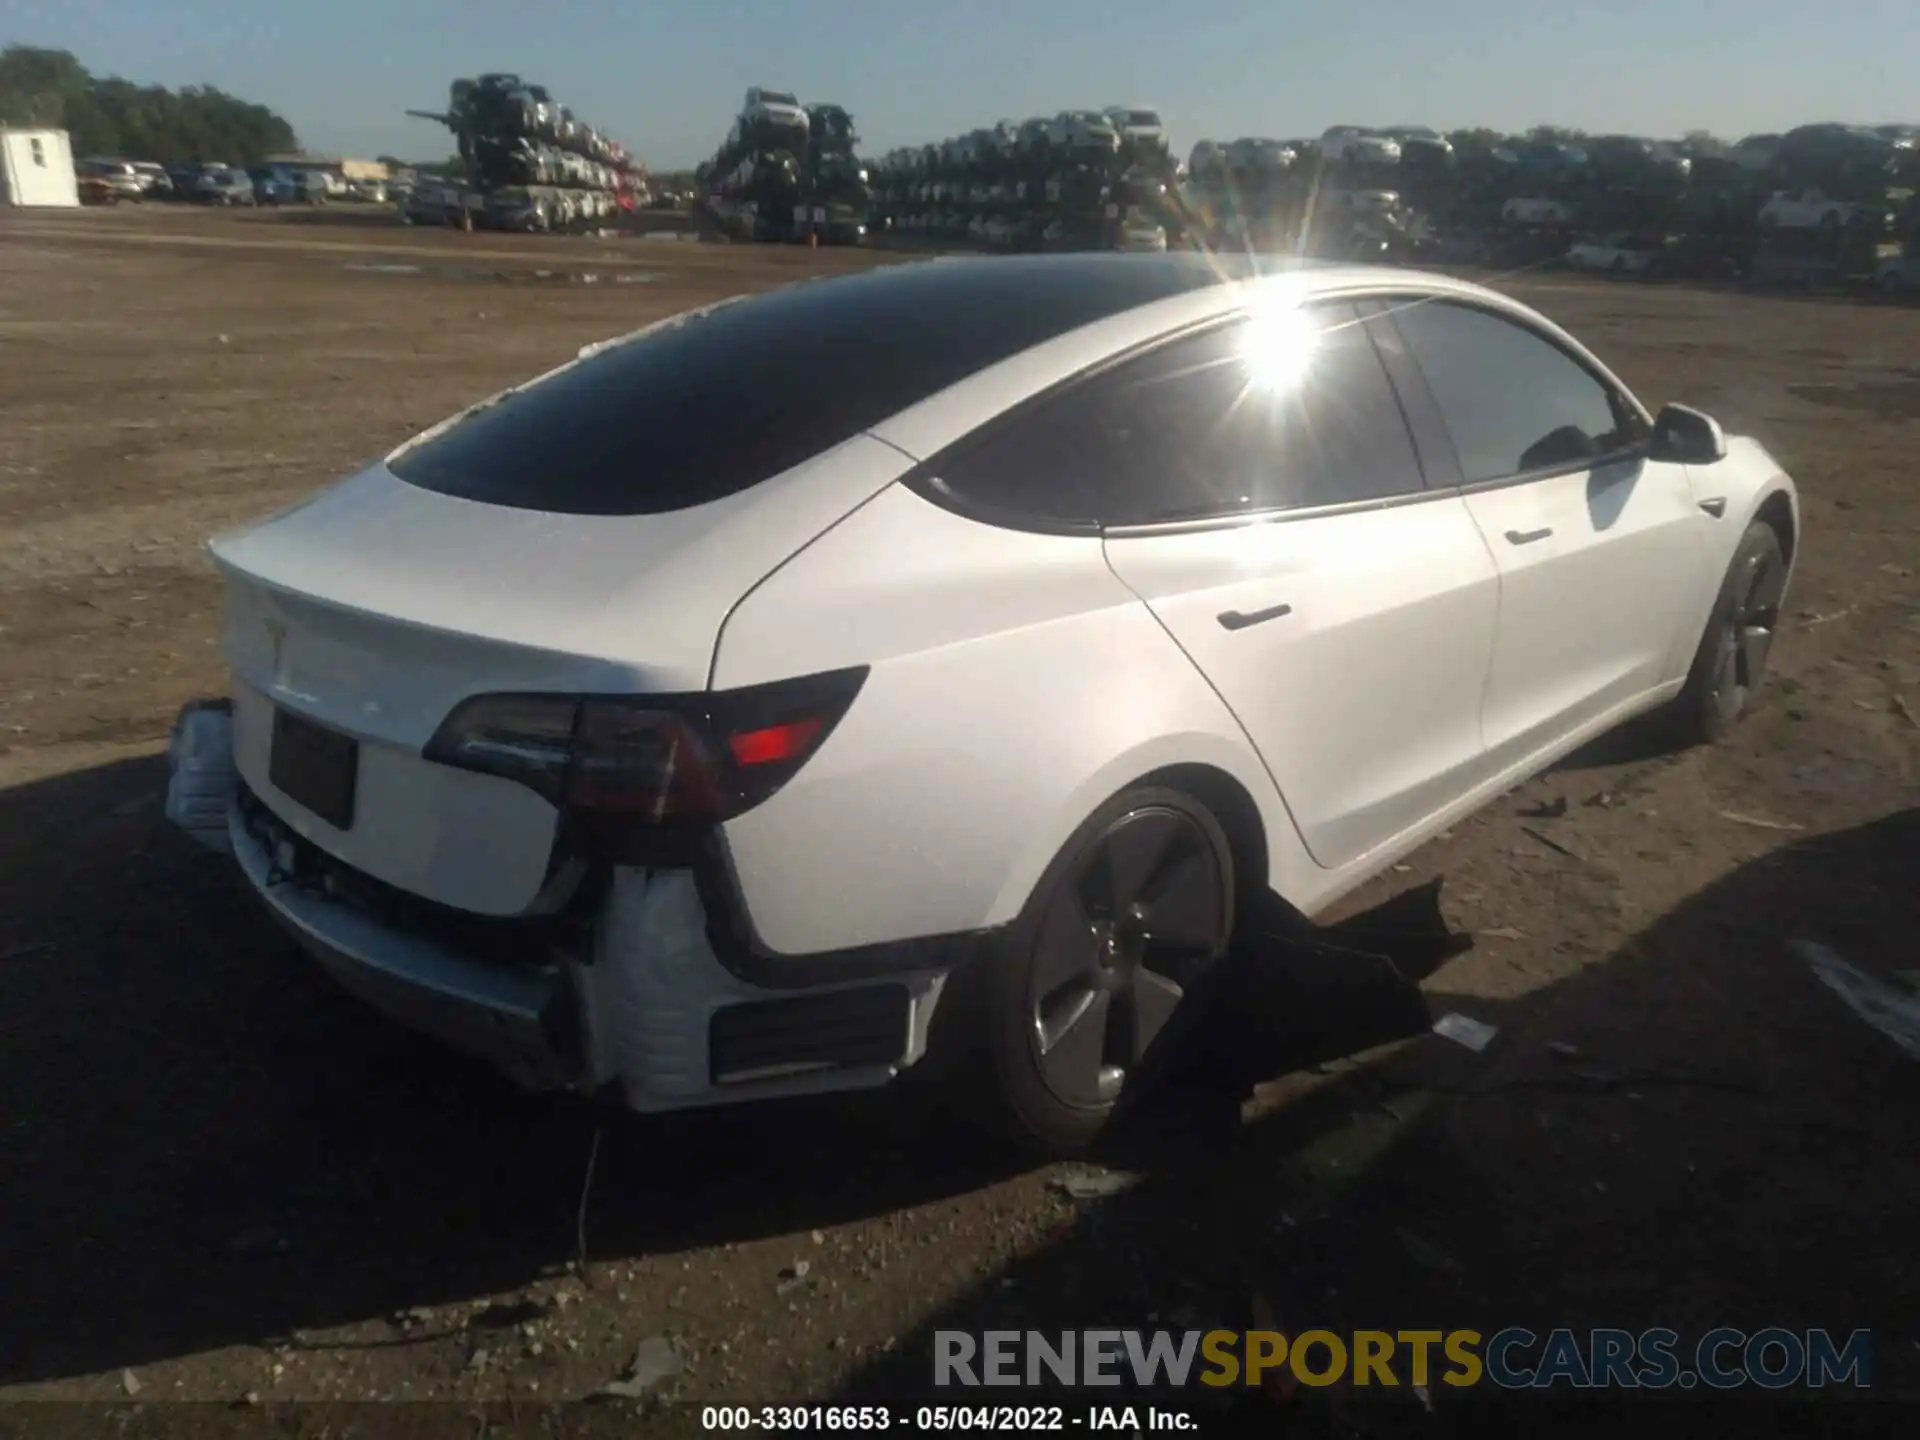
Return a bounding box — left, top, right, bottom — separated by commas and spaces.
165, 255, 1799, 1153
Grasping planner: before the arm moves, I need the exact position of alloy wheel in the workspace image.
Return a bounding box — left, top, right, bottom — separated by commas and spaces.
1708, 543, 1785, 718
1026, 805, 1229, 1108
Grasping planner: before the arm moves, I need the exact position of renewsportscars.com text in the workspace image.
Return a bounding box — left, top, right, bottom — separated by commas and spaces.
933, 1327, 1872, 1390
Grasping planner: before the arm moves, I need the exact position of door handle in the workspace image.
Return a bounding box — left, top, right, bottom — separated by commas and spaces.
1218, 602, 1293, 631
1698, 496, 1727, 518
1505, 527, 1553, 545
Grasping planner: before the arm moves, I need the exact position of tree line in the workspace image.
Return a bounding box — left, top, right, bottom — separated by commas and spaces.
0, 44, 298, 164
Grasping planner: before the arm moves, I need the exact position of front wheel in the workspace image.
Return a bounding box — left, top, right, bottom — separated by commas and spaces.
1667, 520, 1787, 746
972, 786, 1237, 1154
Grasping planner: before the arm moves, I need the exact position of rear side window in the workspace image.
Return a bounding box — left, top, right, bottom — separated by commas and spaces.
388, 255, 1232, 517
1385, 300, 1640, 483
925, 302, 1425, 528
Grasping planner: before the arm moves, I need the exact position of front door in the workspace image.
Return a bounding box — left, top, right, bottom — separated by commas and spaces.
1380, 296, 1708, 763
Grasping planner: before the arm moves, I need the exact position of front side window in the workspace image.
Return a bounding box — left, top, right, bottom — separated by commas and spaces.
924, 301, 1425, 528
1386, 299, 1641, 483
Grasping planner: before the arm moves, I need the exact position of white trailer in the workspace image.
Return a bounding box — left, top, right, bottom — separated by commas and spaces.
0, 128, 80, 207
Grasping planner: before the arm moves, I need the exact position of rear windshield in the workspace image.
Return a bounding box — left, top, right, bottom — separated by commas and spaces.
388, 255, 1233, 516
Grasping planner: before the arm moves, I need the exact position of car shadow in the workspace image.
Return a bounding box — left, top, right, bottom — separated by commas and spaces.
0, 753, 1465, 1385
1548, 709, 1687, 771
827, 806, 1920, 1425
0, 753, 1023, 1383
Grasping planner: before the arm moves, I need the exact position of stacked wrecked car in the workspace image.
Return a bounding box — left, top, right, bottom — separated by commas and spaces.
867, 107, 1177, 252
407, 73, 648, 231
695, 88, 879, 242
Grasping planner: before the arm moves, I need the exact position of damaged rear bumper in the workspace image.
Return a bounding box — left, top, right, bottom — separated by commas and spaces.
165, 698, 950, 1112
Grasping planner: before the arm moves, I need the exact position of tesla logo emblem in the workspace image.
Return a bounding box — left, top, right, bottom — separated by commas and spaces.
265, 618, 287, 676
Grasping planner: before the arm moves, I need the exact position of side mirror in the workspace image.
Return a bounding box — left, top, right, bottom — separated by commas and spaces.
1649, 402, 1728, 464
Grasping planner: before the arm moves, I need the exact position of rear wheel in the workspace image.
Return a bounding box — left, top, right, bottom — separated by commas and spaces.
973, 786, 1235, 1154
1668, 521, 1787, 745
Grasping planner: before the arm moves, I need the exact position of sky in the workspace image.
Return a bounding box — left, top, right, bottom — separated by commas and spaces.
3, 0, 1914, 170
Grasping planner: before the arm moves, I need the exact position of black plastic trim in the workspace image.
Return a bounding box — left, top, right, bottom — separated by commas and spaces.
901, 311, 1244, 537
1100, 482, 1455, 539
1355, 296, 1466, 490
1453, 445, 1651, 496
708, 984, 914, 1083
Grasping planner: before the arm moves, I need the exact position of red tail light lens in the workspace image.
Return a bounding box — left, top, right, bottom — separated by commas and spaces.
424, 667, 866, 828
725, 717, 823, 768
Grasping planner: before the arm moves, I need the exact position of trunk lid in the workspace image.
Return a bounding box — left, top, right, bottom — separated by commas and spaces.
211, 436, 910, 744
208, 439, 909, 914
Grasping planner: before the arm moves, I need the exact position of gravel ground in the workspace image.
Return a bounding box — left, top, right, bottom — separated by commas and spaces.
1, 206, 1916, 1431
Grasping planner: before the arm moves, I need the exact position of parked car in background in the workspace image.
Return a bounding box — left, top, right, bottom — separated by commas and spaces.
246, 167, 319, 204
129, 161, 172, 197
400, 178, 468, 226
1564, 232, 1664, 275
1114, 211, 1168, 251
348, 178, 389, 203
249, 167, 293, 204
1874, 250, 1920, 295
1774, 123, 1907, 177
1103, 107, 1169, 159
1224, 138, 1297, 174
1759, 188, 1868, 228
1386, 126, 1453, 163
1050, 111, 1121, 161
1318, 126, 1401, 165
165, 162, 201, 197
1324, 187, 1401, 217
78, 158, 145, 201
1502, 195, 1576, 225
1726, 133, 1784, 172
194, 165, 257, 206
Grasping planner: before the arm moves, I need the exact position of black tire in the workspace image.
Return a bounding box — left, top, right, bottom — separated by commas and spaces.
1668, 521, 1787, 746
962, 785, 1237, 1155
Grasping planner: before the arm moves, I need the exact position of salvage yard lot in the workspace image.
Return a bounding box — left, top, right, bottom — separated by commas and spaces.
1, 206, 1917, 1420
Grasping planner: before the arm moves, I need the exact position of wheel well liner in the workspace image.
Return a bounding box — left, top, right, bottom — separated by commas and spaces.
1754, 488, 1796, 568
1134, 762, 1271, 917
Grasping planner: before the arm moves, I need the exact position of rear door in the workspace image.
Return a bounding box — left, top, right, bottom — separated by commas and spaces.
1375, 296, 1709, 765
1101, 305, 1501, 869
933, 301, 1500, 871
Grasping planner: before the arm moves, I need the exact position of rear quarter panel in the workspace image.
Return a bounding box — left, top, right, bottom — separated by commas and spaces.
709, 484, 1298, 955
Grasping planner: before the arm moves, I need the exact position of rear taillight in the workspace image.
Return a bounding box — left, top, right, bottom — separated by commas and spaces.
423, 667, 867, 836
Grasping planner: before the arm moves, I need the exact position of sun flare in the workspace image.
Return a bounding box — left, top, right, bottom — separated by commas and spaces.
1241, 299, 1320, 392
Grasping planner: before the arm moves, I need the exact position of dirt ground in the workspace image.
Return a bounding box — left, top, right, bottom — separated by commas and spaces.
1, 206, 1917, 1430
